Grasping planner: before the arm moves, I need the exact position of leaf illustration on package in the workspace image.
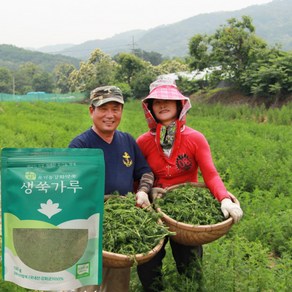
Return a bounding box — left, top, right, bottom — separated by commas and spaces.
38, 199, 62, 218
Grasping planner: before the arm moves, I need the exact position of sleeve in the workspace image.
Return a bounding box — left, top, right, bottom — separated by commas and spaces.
194, 132, 230, 202
137, 172, 154, 193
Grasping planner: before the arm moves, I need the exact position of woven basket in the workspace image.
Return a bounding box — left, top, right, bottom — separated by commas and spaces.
103, 195, 165, 268
156, 182, 240, 246
102, 238, 164, 268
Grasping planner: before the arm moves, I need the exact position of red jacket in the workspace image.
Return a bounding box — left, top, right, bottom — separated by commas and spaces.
137, 122, 229, 202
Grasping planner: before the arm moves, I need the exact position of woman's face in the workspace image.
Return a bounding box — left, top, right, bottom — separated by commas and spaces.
152, 99, 178, 126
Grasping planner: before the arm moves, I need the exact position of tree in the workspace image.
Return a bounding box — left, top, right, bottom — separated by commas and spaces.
115, 53, 147, 85
188, 34, 210, 71
131, 70, 157, 98
0, 67, 13, 93
14, 62, 42, 94
32, 71, 55, 93
68, 62, 96, 93
156, 58, 189, 75
132, 49, 164, 65
54, 63, 76, 93
69, 49, 117, 93
188, 16, 292, 102
188, 16, 267, 84
211, 16, 267, 81
240, 48, 292, 102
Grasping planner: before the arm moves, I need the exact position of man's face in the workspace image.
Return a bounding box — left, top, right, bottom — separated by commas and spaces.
90, 102, 123, 135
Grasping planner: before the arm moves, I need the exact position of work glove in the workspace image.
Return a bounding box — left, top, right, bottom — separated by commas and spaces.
150, 187, 167, 201
221, 198, 243, 223
135, 191, 151, 208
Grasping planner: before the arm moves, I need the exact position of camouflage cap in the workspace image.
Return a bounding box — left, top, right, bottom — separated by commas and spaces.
90, 86, 124, 107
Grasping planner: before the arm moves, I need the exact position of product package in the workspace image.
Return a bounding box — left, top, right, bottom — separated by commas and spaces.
1, 148, 105, 290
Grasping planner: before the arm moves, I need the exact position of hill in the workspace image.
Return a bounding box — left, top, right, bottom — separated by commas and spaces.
45, 0, 291, 59
0, 1, 290, 71
0, 44, 80, 71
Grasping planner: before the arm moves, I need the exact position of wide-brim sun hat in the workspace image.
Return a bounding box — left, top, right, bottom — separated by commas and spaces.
142, 77, 192, 130
143, 77, 190, 102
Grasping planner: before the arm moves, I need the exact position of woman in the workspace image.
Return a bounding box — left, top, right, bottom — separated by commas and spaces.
136, 78, 243, 291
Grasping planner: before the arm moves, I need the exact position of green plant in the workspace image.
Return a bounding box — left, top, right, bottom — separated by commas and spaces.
156, 184, 224, 225
103, 194, 172, 255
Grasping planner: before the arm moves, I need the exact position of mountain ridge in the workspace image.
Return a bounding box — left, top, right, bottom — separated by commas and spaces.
38, 0, 291, 59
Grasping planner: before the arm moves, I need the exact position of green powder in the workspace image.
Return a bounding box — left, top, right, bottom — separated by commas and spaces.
13, 228, 88, 272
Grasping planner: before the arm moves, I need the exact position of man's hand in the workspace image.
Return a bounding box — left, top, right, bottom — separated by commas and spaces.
150, 187, 167, 201
221, 198, 243, 223
136, 191, 151, 208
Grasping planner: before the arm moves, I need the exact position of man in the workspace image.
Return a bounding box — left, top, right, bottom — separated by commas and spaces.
69, 85, 153, 292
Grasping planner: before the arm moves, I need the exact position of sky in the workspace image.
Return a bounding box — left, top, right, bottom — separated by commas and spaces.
1, 0, 273, 49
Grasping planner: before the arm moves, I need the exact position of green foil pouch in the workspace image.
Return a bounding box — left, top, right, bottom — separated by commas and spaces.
1, 148, 105, 290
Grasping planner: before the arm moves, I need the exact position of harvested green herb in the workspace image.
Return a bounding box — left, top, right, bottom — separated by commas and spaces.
156, 184, 225, 225
103, 194, 172, 255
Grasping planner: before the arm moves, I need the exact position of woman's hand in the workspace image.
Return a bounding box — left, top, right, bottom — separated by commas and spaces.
221, 198, 243, 223
150, 187, 167, 201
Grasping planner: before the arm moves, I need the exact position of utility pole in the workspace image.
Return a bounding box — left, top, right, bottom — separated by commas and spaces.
129, 36, 138, 54
12, 75, 15, 96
